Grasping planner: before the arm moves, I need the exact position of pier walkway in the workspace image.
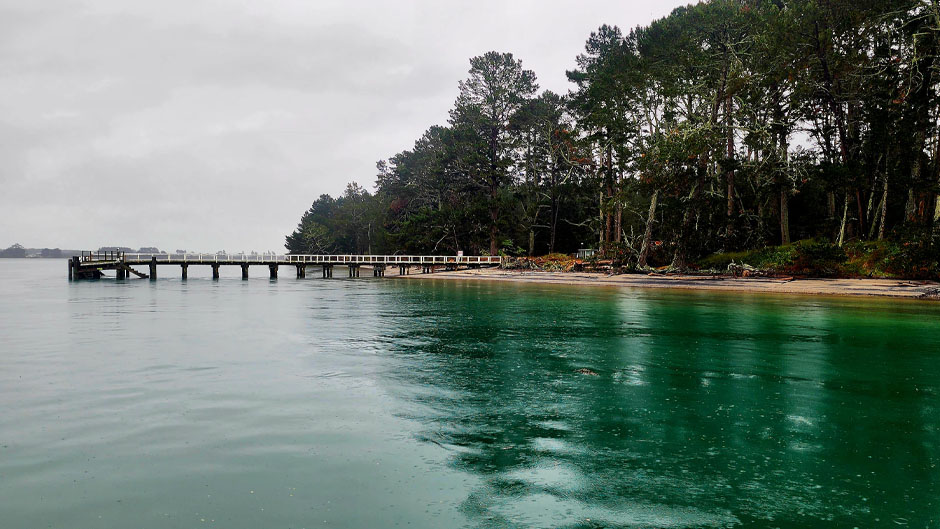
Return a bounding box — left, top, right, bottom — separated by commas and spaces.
68, 251, 502, 280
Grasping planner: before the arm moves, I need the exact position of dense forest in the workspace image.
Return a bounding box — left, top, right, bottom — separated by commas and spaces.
287, 0, 940, 276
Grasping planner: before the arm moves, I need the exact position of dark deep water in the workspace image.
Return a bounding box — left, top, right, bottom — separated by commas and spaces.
1, 258, 938, 528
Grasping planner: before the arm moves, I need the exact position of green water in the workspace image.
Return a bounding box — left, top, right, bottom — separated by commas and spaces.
1, 259, 938, 528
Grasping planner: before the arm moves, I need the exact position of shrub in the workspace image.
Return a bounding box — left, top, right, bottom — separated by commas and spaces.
701, 240, 939, 279
843, 241, 939, 280
785, 241, 846, 277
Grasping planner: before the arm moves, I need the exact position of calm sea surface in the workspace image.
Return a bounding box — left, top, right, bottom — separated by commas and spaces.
1, 258, 939, 528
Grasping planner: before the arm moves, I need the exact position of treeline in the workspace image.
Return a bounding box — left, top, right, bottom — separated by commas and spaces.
287, 0, 940, 271
0, 244, 64, 258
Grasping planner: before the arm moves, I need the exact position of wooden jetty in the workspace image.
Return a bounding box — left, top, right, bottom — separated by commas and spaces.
68, 251, 502, 280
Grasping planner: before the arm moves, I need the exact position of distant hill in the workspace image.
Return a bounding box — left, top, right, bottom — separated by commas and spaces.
1, 245, 233, 258
0, 244, 106, 258
0, 244, 26, 258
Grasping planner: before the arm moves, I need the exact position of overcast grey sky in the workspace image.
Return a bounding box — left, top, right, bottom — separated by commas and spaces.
1, 0, 691, 252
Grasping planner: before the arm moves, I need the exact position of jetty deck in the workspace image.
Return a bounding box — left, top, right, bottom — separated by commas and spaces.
68, 251, 502, 280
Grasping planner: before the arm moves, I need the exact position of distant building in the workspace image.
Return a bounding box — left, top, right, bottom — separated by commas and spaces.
98, 246, 134, 253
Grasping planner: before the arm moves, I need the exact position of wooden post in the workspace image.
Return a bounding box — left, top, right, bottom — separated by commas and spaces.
150, 257, 157, 281
211, 264, 220, 280
269, 264, 278, 279
68, 258, 74, 281
241, 264, 249, 280
181, 264, 188, 280
296, 265, 305, 278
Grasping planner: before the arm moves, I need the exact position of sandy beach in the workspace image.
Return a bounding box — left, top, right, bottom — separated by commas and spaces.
401, 268, 940, 299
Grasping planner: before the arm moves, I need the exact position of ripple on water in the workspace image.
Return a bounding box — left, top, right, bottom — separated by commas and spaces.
1, 260, 938, 528
473, 490, 738, 528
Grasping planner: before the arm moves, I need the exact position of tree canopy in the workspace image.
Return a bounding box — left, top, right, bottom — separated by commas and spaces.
287, 0, 940, 276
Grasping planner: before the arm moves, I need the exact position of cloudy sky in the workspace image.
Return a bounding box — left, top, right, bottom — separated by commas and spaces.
1, 0, 690, 252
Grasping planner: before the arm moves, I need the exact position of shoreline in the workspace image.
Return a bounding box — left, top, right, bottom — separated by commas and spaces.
399, 268, 940, 300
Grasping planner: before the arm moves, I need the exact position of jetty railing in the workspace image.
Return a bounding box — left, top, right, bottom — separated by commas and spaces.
122, 253, 286, 263
116, 253, 503, 265
81, 250, 124, 262
283, 255, 502, 265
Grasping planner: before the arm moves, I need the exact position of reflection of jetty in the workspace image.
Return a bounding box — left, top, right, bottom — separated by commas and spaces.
68, 251, 502, 280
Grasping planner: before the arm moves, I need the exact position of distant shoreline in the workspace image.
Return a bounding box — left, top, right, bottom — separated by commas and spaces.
401, 268, 940, 300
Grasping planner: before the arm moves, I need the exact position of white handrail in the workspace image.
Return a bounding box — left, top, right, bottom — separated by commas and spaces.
95, 252, 502, 265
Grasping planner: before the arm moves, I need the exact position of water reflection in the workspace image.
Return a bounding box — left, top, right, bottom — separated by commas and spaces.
380, 282, 940, 528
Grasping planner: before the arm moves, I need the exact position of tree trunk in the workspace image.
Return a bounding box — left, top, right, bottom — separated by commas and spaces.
725, 88, 735, 245
638, 189, 659, 268
934, 127, 940, 239
489, 123, 500, 256
615, 203, 622, 244
905, 187, 917, 223
604, 144, 614, 254
549, 167, 559, 254
828, 191, 837, 239
780, 190, 791, 245
933, 194, 940, 236
528, 229, 535, 257
856, 189, 866, 239
776, 103, 791, 246
489, 187, 499, 256
672, 167, 705, 270
876, 177, 889, 240
550, 194, 558, 254
604, 191, 613, 253
614, 155, 622, 245
837, 194, 849, 247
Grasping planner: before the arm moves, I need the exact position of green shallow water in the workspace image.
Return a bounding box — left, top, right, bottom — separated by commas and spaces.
1, 259, 938, 528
